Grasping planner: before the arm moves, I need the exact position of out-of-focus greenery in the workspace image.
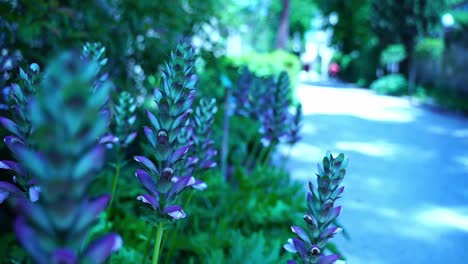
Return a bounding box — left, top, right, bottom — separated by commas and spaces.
380, 44, 406, 65
415, 38, 445, 59
451, 10, 468, 29
227, 50, 301, 90
370, 74, 408, 95
0, 0, 223, 88
317, 0, 380, 85
163, 166, 306, 263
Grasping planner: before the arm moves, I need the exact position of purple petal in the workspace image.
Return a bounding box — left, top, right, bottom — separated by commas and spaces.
317, 254, 340, 264
0, 160, 25, 177
28, 186, 40, 202
76, 195, 110, 231
283, 238, 297, 253
74, 146, 105, 178
52, 249, 78, 264
123, 131, 137, 145
136, 194, 159, 209
0, 181, 23, 204
146, 110, 161, 130
144, 127, 156, 147
319, 226, 342, 241
4, 135, 24, 153
163, 205, 186, 219
15, 147, 49, 179
291, 226, 311, 244
168, 146, 189, 164
83, 233, 122, 264
292, 238, 307, 259
14, 216, 46, 261
135, 169, 158, 197
200, 160, 217, 169
192, 179, 207, 191
327, 206, 342, 222
167, 176, 191, 200
134, 156, 159, 175
99, 134, 119, 144
287, 261, 297, 264
0, 116, 22, 137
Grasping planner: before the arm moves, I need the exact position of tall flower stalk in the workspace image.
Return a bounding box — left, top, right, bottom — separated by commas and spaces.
12, 51, 121, 264
134, 43, 200, 264
0, 63, 42, 203
107, 90, 137, 209
284, 152, 348, 264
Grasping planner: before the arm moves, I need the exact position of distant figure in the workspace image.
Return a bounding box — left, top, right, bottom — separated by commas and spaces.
329, 62, 340, 77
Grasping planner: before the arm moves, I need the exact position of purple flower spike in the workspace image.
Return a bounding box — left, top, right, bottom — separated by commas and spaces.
82, 233, 123, 264
163, 205, 186, 219
284, 153, 348, 263
52, 249, 78, 264
287, 261, 298, 264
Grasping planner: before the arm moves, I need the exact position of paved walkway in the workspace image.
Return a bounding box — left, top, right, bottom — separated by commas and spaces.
285, 82, 468, 263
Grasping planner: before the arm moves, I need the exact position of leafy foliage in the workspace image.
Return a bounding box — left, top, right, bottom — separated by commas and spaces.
370, 74, 408, 95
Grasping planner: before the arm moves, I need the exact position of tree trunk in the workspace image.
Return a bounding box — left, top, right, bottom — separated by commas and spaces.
275, 0, 290, 50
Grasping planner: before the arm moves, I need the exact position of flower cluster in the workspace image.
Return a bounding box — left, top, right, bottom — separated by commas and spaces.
0, 63, 42, 203
259, 71, 292, 146
188, 98, 218, 175
286, 103, 303, 146
81, 42, 109, 92
135, 42, 201, 222
12, 51, 121, 263
232, 69, 301, 148
100, 91, 138, 149
284, 152, 348, 264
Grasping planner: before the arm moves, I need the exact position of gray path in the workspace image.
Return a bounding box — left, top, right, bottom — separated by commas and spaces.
284, 83, 468, 263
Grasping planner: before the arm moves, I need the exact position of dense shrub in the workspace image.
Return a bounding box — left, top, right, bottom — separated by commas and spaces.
226, 50, 301, 90
370, 74, 408, 95
414, 38, 444, 60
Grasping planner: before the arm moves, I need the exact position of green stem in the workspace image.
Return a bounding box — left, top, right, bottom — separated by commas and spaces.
143, 226, 156, 263
109, 160, 121, 210
152, 223, 164, 264
164, 191, 195, 264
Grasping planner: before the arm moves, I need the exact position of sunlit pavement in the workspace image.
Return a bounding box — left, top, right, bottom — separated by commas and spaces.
283, 81, 468, 263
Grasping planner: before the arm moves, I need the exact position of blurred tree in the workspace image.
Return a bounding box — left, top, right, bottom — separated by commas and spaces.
276, 0, 291, 49
317, 0, 380, 84
370, 0, 448, 76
